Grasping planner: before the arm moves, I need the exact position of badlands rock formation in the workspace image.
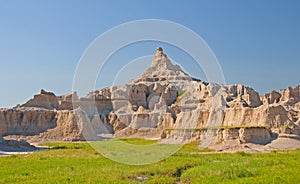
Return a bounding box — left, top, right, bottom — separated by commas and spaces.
0, 47, 300, 151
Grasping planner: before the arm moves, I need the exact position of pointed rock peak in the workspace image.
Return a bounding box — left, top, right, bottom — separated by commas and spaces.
151, 47, 173, 68
133, 47, 192, 83
154, 47, 167, 59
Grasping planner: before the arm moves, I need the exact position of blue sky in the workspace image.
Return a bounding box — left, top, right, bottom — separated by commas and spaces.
0, 0, 299, 107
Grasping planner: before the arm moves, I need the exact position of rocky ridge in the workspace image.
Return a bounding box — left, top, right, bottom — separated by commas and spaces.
1, 47, 300, 151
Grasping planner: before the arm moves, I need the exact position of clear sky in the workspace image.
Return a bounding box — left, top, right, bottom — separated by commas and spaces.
0, 0, 300, 107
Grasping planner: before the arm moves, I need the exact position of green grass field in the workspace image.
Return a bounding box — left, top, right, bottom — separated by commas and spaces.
0, 139, 299, 183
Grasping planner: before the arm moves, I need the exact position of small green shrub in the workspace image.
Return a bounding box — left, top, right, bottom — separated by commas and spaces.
175, 90, 186, 103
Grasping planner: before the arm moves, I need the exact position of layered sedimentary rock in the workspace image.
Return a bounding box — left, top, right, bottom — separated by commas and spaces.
21, 89, 59, 110
0, 47, 299, 147
0, 108, 100, 141
0, 108, 57, 136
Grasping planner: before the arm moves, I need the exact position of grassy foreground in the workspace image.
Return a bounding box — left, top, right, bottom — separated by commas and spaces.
0, 139, 299, 184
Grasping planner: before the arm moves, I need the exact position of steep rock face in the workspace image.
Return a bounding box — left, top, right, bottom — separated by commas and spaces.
73, 98, 113, 116
222, 105, 293, 128
162, 127, 274, 145
91, 114, 113, 134
83, 88, 113, 115
129, 84, 149, 109
261, 90, 281, 104
260, 85, 300, 131
113, 112, 175, 139
279, 85, 300, 105
36, 110, 98, 141
108, 112, 127, 132
261, 85, 300, 107
0, 108, 56, 136
226, 84, 262, 108
127, 83, 178, 111
0, 108, 100, 141
57, 92, 79, 110
217, 127, 273, 144
239, 127, 272, 144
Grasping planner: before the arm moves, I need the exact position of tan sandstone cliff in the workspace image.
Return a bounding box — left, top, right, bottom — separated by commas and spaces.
1, 47, 299, 149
